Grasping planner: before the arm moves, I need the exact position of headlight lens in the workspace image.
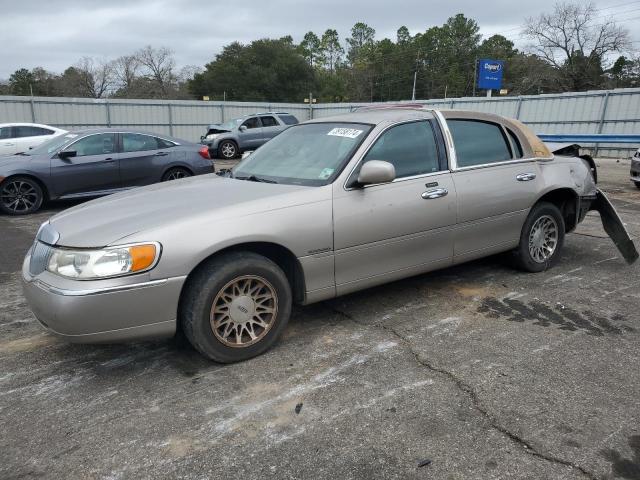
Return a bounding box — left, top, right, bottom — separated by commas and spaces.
206, 133, 219, 140
46, 243, 159, 279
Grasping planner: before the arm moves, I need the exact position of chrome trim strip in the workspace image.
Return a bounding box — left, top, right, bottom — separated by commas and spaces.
30, 277, 182, 297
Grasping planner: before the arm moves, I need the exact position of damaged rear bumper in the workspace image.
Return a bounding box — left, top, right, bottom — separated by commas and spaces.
588, 189, 638, 264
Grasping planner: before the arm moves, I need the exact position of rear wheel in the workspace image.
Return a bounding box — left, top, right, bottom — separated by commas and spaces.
162, 168, 192, 181
512, 202, 565, 272
180, 251, 292, 363
634, 181, 640, 189
218, 140, 238, 159
0, 176, 44, 215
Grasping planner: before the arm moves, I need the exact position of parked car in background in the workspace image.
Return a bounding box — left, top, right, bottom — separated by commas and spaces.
201, 112, 299, 159
631, 147, 640, 189
22, 108, 637, 364
0, 129, 214, 215
0, 123, 67, 157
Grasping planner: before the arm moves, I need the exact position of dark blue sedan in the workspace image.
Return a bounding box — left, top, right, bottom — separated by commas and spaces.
0, 129, 215, 214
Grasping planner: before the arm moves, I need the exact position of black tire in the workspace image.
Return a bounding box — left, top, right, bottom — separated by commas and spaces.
218, 140, 238, 159
180, 251, 292, 363
0, 176, 44, 215
634, 181, 640, 189
512, 202, 565, 272
162, 167, 192, 182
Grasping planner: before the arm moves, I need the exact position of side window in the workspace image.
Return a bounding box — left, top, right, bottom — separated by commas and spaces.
362, 121, 440, 178
260, 116, 278, 127
278, 114, 299, 125
14, 126, 53, 138
69, 134, 116, 157
448, 120, 512, 167
242, 117, 261, 129
507, 128, 524, 158
122, 133, 160, 152
0, 127, 12, 139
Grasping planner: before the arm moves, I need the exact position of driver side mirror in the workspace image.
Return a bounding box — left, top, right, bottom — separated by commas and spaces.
356, 160, 396, 186
58, 150, 77, 159
239, 125, 247, 132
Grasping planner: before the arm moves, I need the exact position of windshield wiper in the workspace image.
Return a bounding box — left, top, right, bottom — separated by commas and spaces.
235, 174, 278, 184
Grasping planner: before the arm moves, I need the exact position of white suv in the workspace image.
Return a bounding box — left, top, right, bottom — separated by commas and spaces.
0, 123, 67, 156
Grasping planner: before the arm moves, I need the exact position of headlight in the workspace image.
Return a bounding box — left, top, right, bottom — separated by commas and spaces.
205, 133, 219, 140
46, 243, 160, 279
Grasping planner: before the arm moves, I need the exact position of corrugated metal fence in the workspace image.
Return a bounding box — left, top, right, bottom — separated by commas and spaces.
1, 87, 639, 157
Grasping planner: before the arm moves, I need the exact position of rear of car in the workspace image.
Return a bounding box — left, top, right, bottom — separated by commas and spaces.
631, 147, 640, 189
0, 123, 67, 157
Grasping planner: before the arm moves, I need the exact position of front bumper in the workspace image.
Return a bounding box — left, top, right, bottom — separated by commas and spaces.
22, 254, 186, 343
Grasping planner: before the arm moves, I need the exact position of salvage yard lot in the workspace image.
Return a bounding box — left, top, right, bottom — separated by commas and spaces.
1, 159, 639, 479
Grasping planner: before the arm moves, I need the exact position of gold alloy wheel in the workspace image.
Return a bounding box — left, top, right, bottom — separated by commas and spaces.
210, 275, 278, 348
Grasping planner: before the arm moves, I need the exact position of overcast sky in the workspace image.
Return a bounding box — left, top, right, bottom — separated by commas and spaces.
1, 0, 639, 79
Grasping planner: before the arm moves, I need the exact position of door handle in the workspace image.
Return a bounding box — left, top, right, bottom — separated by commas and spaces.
516, 173, 536, 181
104, 158, 115, 164
422, 188, 448, 200
2, 143, 15, 146
155, 152, 169, 156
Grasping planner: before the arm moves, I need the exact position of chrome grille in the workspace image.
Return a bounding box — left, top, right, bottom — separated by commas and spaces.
29, 241, 53, 276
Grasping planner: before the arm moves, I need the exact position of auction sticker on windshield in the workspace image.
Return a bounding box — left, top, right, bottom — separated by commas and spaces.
318, 168, 334, 179
327, 128, 363, 139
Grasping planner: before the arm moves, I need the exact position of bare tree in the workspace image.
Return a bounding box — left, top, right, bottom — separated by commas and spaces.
136, 45, 177, 97
524, 2, 630, 90
74, 57, 115, 98
113, 54, 140, 92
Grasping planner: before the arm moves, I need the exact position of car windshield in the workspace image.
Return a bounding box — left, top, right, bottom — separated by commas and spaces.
232, 122, 372, 186
28, 133, 81, 156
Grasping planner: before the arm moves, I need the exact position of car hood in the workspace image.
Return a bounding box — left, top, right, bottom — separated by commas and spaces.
48, 174, 314, 247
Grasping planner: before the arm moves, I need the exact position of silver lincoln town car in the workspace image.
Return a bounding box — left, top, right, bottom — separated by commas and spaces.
22, 108, 638, 363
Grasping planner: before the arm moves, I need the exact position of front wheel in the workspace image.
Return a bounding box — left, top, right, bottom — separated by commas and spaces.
634, 181, 640, 189
0, 176, 44, 215
180, 252, 292, 363
512, 202, 565, 272
218, 140, 238, 159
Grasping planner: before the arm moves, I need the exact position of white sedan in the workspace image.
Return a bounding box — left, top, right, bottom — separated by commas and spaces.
0, 123, 67, 156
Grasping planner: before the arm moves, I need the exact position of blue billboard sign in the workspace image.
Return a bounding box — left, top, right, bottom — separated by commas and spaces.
477, 59, 504, 90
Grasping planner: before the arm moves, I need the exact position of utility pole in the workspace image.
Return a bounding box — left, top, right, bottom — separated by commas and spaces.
411, 71, 417, 101
472, 57, 477, 97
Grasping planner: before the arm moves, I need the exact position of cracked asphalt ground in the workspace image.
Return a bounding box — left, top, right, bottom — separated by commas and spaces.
1, 158, 639, 480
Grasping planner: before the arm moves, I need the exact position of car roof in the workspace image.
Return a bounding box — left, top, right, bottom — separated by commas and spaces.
305, 107, 436, 125
60, 128, 188, 144
0, 122, 64, 129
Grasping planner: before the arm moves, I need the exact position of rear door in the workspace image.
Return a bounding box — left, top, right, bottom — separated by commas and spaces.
0, 126, 16, 156
333, 120, 456, 294
259, 115, 283, 142
119, 133, 175, 186
238, 117, 263, 149
50, 133, 120, 197
447, 119, 540, 262
14, 126, 56, 153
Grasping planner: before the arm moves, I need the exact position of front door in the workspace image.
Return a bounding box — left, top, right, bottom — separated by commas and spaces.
50, 133, 120, 198
0, 126, 17, 156
238, 117, 263, 149
333, 120, 456, 295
